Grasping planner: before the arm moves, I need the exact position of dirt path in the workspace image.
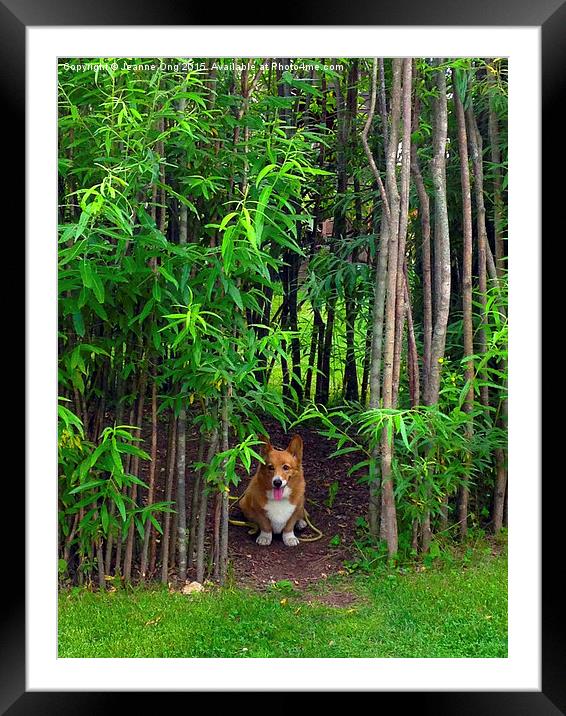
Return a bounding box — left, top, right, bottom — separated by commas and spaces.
226, 422, 365, 588
139, 416, 367, 590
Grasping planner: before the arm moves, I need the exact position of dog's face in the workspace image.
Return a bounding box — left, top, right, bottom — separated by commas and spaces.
257, 435, 303, 501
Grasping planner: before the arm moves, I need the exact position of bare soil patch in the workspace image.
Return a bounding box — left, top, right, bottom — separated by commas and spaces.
226, 421, 366, 589
136, 414, 367, 590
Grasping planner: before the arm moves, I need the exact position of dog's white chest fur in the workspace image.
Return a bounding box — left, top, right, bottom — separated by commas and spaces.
265, 491, 295, 534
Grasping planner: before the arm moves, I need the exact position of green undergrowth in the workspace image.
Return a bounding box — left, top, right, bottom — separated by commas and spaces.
58, 545, 507, 659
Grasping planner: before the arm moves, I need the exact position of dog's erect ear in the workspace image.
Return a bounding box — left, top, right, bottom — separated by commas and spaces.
286, 434, 303, 463
259, 435, 272, 456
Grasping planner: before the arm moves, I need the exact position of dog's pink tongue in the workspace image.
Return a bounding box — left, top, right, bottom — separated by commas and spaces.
273, 486, 284, 501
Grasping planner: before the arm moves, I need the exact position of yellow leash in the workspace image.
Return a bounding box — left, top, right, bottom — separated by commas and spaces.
296, 509, 323, 542
228, 494, 323, 542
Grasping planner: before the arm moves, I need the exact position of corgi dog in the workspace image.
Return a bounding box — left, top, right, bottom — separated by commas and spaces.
239, 435, 306, 547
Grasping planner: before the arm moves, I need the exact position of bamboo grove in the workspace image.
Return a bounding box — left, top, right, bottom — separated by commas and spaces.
58, 57, 508, 586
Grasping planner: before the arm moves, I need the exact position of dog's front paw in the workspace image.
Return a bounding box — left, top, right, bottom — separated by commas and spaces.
256, 531, 273, 546
283, 532, 300, 547
296, 519, 307, 530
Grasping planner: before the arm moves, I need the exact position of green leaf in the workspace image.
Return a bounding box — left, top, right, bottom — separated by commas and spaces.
221, 226, 235, 273
349, 459, 370, 475
69, 479, 107, 495
158, 265, 179, 289
116, 443, 150, 460
268, 229, 304, 255
110, 443, 123, 475
75, 210, 90, 239
90, 299, 108, 321
79, 262, 94, 288
255, 163, 276, 187
91, 270, 105, 303
219, 211, 239, 231
114, 491, 127, 522
101, 503, 109, 533
254, 185, 273, 246
398, 415, 410, 451
150, 513, 163, 534
242, 207, 257, 250
59, 238, 87, 267
72, 311, 85, 337
58, 404, 84, 434
227, 282, 244, 310
329, 446, 360, 459
136, 298, 155, 325
125, 473, 150, 489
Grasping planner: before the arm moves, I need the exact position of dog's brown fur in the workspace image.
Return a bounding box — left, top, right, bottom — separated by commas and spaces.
239, 435, 305, 546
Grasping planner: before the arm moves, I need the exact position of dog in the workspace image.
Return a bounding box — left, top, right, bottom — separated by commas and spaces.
239, 435, 306, 547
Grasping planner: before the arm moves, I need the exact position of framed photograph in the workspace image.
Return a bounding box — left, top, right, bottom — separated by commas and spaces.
9, 0, 553, 711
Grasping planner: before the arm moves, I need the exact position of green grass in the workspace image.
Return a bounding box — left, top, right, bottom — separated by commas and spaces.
58, 551, 507, 658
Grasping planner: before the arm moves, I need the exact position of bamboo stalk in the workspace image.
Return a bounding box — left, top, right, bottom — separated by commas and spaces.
160, 412, 177, 584
196, 428, 219, 584
140, 371, 158, 580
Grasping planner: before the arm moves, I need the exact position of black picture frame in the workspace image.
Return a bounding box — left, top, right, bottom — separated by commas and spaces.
10, 1, 554, 712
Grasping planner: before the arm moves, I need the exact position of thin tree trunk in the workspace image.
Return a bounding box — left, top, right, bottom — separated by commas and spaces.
404, 270, 420, 407
314, 308, 326, 403
361, 58, 392, 412
176, 407, 188, 583
114, 400, 136, 576
343, 62, 360, 402
196, 428, 219, 584
304, 310, 320, 401
493, 445, 508, 533
426, 60, 451, 407
140, 371, 158, 579
410, 92, 432, 399
213, 493, 221, 582
169, 475, 178, 572
369, 219, 389, 407
288, 250, 303, 402
378, 58, 389, 150
103, 372, 126, 574
175, 183, 190, 583
343, 288, 359, 401
63, 513, 79, 566
360, 58, 389, 537
454, 82, 474, 540
318, 300, 335, 405
104, 504, 116, 576
92, 362, 108, 442
279, 276, 291, 401
123, 366, 147, 582
318, 64, 351, 406
378, 58, 403, 557
493, 353, 508, 532
467, 104, 490, 409
160, 412, 177, 584
421, 60, 452, 551
391, 59, 413, 406
187, 430, 206, 572
487, 64, 505, 275
96, 541, 105, 590
439, 494, 449, 532
360, 309, 373, 406
257, 286, 274, 385
421, 512, 432, 553
381, 56, 403, 405
219, 388, 231, 584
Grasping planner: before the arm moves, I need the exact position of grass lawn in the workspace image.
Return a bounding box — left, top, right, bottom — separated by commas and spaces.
58, 549, 507, 658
